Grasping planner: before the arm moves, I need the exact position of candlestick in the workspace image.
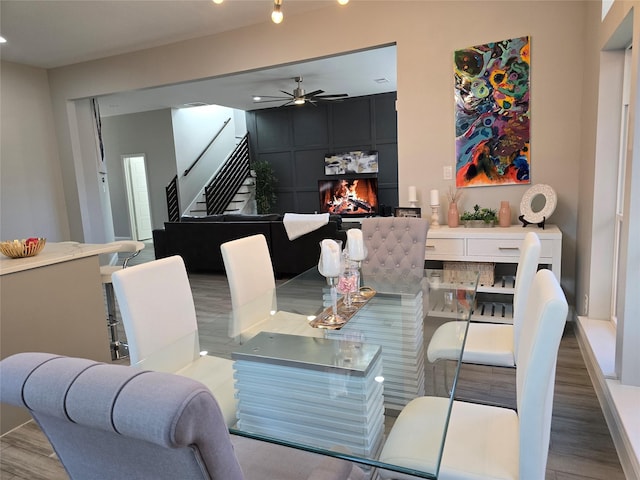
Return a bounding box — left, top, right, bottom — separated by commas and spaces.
346, 229, 366, 261
430, 205, 440, 228
408, 185, 417, 202
430, 189, 440, 207
318, 239, 345, 325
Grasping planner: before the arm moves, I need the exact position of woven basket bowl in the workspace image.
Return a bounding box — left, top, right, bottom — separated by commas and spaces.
0, 238, 47, 258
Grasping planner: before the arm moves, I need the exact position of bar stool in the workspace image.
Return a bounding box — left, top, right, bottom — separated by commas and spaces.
100, 240, 145, 360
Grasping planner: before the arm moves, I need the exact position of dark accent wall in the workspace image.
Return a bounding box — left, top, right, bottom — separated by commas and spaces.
245, 92, 398, 214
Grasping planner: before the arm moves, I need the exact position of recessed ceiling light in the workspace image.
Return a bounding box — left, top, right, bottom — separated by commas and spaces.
374, 78, 389, 84
0, 36, 7, 44
182, 102, 209, 107
253, 96, 261, 101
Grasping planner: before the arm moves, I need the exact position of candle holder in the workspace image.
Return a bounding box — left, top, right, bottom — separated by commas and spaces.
351, 261, 371, 304
430, 205, 440, 228
337, 263, 358, 313
318, 239, 345, 325
324, 276, 346, 324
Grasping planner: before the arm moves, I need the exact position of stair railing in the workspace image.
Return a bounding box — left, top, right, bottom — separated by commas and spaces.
204, 134, 251, 215
165, 175, 180, 222
183, 117, 232, 177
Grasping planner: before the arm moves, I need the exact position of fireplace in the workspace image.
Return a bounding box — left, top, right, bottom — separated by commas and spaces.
318, 178, 379, 217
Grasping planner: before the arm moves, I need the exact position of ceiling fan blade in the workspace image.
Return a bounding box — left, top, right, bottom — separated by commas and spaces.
254, 99, 293, 104
304, 89, 325, 98
313, 93, 349, 98
279, 90, 295, 97
255, 95, 291, 99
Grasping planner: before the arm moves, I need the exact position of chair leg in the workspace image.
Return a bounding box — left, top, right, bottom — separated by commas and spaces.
104, 283, 128, 361
430, 359, 454, 397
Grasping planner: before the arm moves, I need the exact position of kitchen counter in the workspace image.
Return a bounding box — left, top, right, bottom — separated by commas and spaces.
0, 242, 120, 275
1, 242, 118, 434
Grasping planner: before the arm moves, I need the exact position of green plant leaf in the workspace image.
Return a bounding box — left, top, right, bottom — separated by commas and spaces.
253, 160, 278, 214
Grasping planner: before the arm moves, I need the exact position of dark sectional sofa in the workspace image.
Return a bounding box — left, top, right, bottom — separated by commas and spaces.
152, 213, 348, 277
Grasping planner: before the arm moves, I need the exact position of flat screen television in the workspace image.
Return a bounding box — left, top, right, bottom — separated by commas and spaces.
318, 177, 379, 217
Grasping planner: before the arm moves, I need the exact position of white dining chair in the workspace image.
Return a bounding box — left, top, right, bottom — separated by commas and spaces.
221, 234, 323, 342
427, 232, 542, 370
379, 269, 568, 480
100, 240, 146, 360
111, 255, 237, 426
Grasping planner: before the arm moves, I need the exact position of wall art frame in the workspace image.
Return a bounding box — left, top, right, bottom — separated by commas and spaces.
324, 150, 378, 175
454, 36, 531, 188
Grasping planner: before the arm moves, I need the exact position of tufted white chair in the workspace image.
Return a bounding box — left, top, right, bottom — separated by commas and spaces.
360, 217, 429, 277
427, 232, 542, 370
379, 269, 568, 480
111, 255, 237, 426
0, 352, 365, 480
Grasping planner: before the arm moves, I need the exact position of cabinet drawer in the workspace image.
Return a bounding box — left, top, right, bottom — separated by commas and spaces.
425, 238, 464, 258
467, 238, 524, 259
467, 237, 556, 259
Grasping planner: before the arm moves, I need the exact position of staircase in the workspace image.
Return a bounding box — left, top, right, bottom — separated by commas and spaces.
189, 174, 256, 216
167, 133, 253, 219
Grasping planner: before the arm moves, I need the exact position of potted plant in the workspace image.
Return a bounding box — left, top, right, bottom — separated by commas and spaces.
460, 204, 497, 227
253, 160, 278, 214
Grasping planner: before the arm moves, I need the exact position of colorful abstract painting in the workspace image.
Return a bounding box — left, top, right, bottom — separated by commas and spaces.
454, 36, 531, 187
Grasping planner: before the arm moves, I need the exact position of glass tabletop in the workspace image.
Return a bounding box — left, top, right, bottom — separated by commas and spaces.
227, 267, 479, 479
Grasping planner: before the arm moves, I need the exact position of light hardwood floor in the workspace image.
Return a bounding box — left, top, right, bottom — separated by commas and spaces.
0, 246, 627, 479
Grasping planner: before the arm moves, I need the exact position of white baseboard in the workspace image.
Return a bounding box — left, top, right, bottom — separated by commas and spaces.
575, 316, 640, 480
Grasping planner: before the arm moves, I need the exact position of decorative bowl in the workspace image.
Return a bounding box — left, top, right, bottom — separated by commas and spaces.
0, 238, 47, 258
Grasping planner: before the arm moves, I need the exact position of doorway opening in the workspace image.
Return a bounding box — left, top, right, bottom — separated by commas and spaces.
122, 154, 153, 241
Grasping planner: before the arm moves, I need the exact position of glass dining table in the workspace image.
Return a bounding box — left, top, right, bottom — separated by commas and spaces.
226, 266, 479, 479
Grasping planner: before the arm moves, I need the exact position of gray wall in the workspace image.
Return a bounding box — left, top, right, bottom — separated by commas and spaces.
246, 93, 397, 214
102, 109, 177, 237
0, 62, 69, 241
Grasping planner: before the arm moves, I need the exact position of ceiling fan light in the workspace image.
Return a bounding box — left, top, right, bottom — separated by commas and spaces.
271, 0, 283, 24
294, 98, 305, 105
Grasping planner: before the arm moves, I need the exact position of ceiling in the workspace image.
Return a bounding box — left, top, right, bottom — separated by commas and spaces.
0, 0, 397, 115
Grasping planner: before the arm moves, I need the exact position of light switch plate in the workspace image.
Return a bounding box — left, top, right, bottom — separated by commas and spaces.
443, 166, 453, 180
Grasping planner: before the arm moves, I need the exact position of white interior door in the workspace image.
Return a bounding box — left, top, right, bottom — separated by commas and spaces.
123, 154, 153, 241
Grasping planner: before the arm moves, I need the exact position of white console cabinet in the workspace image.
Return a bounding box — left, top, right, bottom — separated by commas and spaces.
425, 225, 562, 324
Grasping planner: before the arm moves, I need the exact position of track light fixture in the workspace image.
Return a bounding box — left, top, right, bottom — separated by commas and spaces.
211, 0, 348, 24
271, 0, 283, 24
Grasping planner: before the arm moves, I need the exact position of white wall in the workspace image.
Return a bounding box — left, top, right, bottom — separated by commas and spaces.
43, 1, 588, 304
101, 109, 177, 235
0, 61, 69, 241
171, 104, 244, 212
68, 99, 115, 244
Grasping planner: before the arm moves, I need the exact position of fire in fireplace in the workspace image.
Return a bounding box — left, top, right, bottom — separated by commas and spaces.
318, 178, 379, 216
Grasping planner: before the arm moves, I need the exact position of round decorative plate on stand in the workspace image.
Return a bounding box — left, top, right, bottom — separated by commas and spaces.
519, 184, 557, 228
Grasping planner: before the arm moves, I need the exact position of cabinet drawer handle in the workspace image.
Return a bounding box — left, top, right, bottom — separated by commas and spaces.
498, 247, 520, 251
426, 244, 436, 249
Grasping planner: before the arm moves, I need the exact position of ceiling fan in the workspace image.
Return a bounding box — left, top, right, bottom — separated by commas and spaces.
253, 76, 348, 107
